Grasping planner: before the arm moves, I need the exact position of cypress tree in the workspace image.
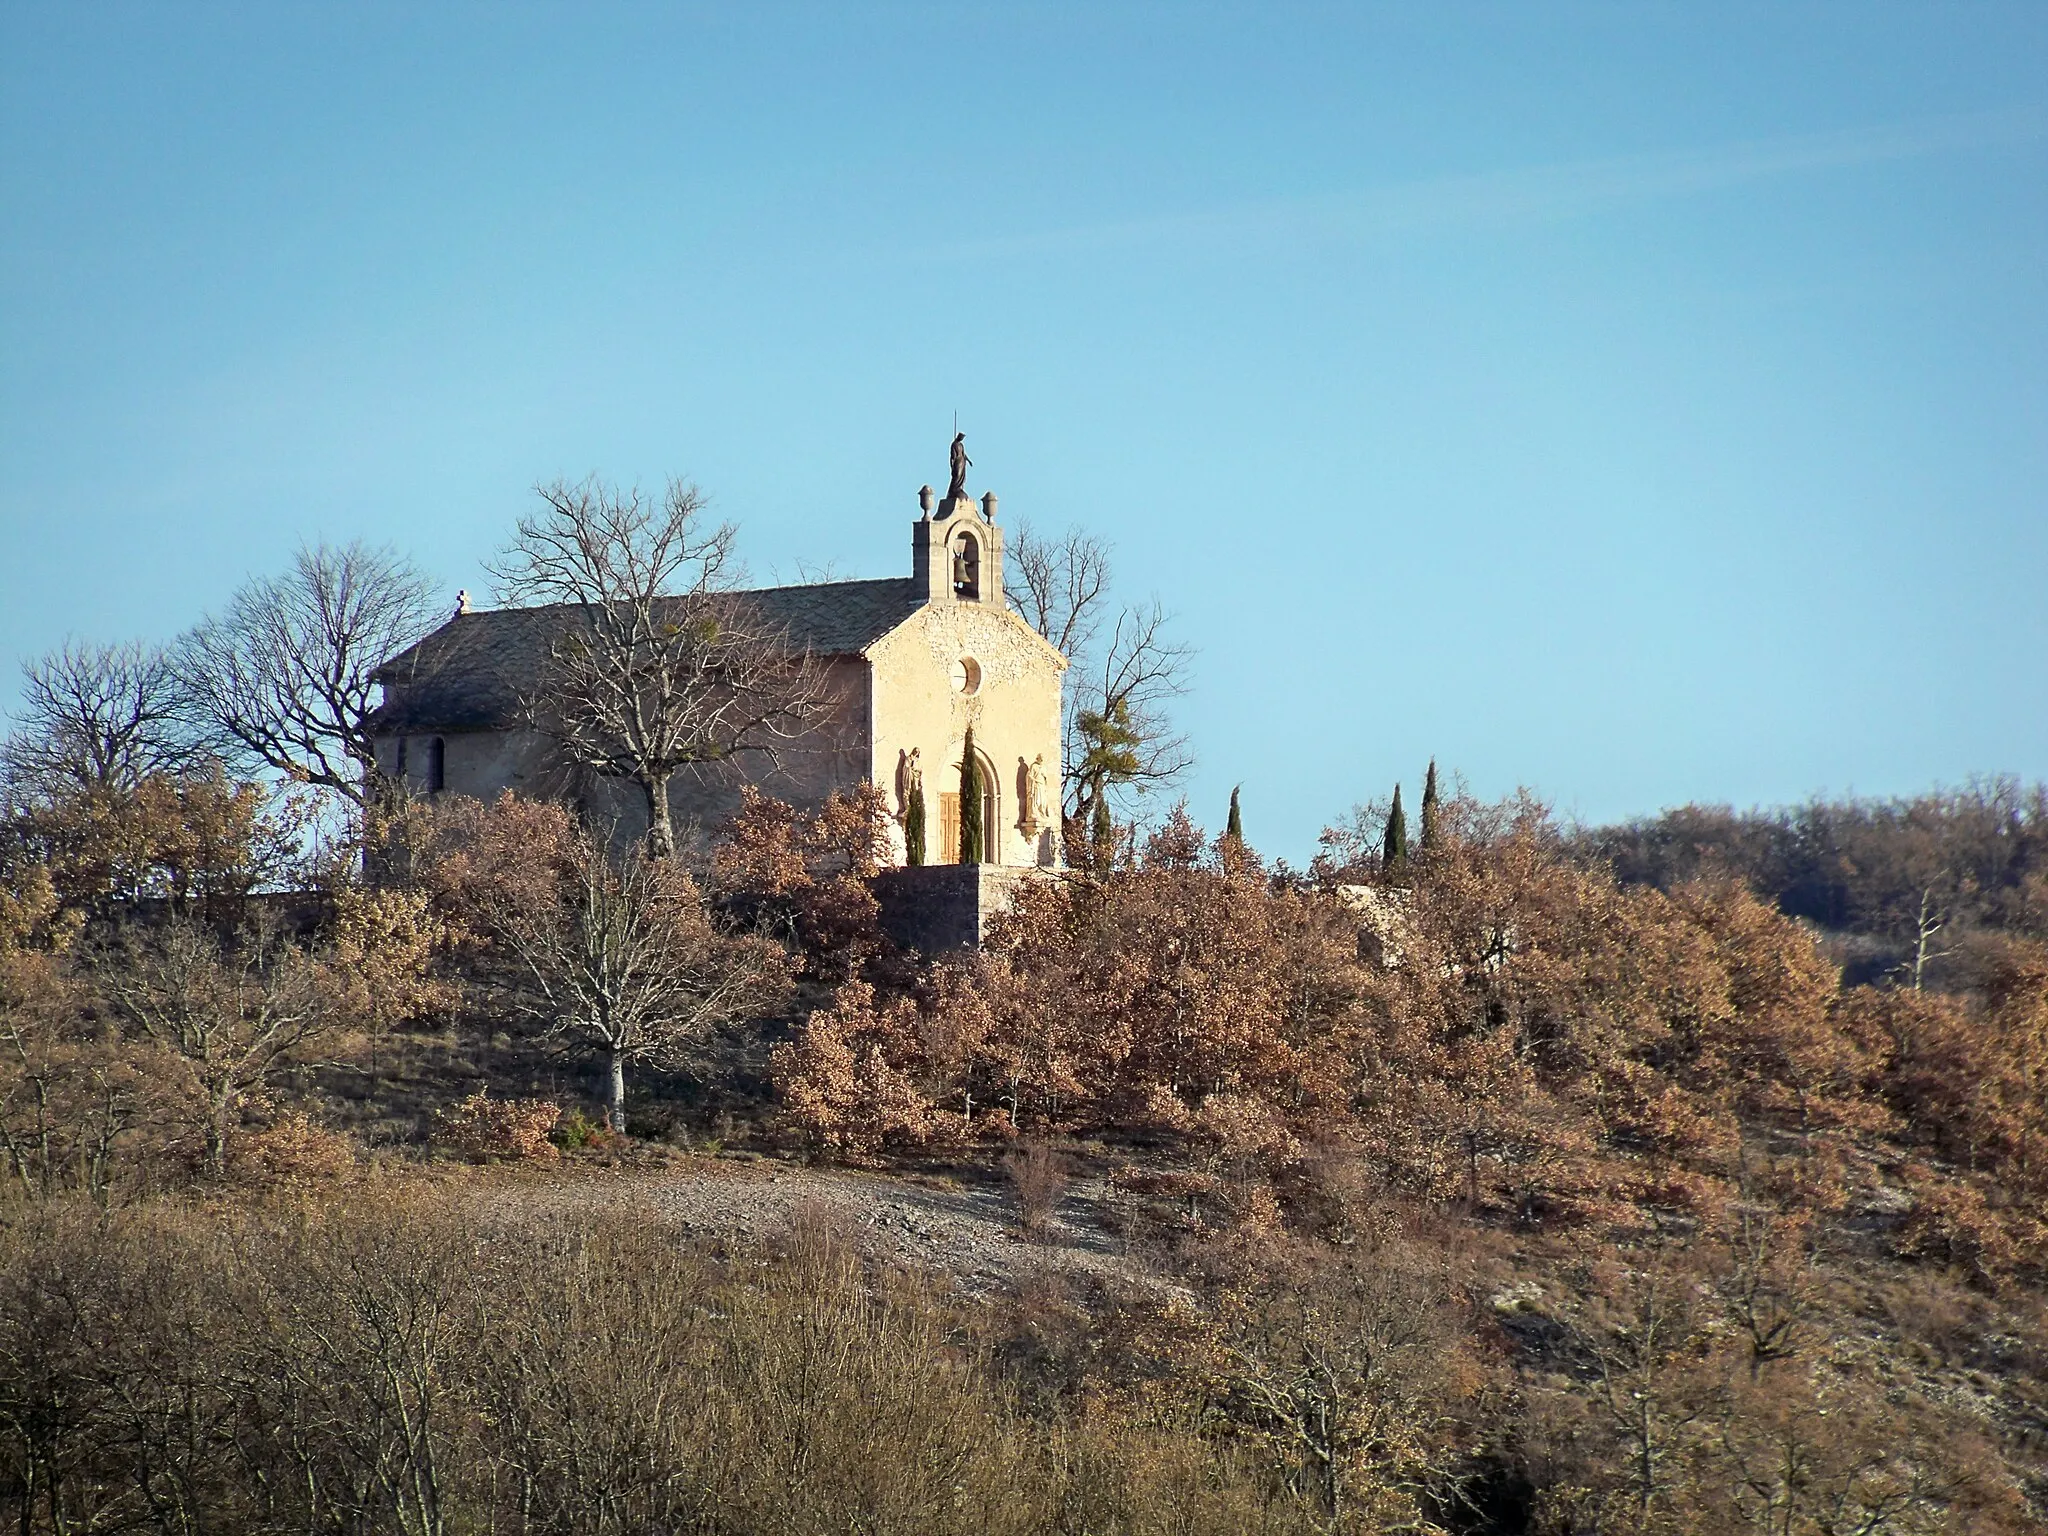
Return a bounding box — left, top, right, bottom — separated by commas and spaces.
1383, 783, 1408, 879
959, 726, 984, 865
1225, 785, 1244, 843
1089, 793, 1114, 871
904, 780, 926, 866
1420, 759, 1441, 852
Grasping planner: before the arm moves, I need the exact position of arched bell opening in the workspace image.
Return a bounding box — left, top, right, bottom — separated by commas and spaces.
949, 529, 982, 601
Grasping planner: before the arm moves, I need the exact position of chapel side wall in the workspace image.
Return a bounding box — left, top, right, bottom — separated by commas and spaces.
375, 725, 552, 803
867, 604, 1063, 868
672, 654, 871, 845
371, 656, 872, 856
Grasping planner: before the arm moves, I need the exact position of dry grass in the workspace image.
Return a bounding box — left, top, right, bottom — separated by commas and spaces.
0, 1182, 1313, 1536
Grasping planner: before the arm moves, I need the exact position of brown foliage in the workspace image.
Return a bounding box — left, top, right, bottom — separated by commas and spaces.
326, 884, 461, 1031
773, 797, 1883, 1232
711, 783, 895, 981
973, 822, 1368, 1143
225, 1105, 357, 1185
771, 979, 944, 1157
12, 767, 310, 925
1339, 802, 1868, 1224
766, 792, 2048, 1282
0, 951, 163, 1205
1580, 779, 2048, 980
430, 1089, 562, 1161
0, 864, 76, 958
376, 788, 583, 941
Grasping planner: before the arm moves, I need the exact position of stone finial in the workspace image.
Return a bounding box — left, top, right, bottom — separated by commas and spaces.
455, 589, 471, 616
919, 484, 934, 514
981, 490, 998, 522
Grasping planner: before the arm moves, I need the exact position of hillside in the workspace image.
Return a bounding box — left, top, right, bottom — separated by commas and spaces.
2, 777, 2046, 1533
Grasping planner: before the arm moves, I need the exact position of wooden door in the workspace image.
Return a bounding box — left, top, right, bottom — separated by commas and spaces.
939, 792, 960, 865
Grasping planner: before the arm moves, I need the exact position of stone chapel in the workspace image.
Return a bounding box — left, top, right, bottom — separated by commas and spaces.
366, 473, 1067, 870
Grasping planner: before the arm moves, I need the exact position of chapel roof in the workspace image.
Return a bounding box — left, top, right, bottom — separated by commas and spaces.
368, 577, 924, 734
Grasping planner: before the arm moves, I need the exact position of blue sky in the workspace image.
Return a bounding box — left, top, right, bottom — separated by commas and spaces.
2, 3, 2043, 860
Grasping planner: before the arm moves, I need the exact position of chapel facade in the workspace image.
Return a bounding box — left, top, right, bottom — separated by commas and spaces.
366, 474, 1067, 868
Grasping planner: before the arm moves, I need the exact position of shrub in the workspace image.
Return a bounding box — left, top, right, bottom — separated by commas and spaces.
1002, 1139, 1070, 1236
432, 1090, 561, 1161
551, 1106, 626, 1154
227, 1108, 356, 1186
0, 1190, 1315, 1535
711, 784, 894, 982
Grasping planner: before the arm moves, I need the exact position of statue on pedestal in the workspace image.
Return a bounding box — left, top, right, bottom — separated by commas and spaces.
946, 432, 972, 506
1018, 753, 1050, 838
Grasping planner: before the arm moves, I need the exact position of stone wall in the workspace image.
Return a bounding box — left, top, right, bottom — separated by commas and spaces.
870, 864, 1051, 953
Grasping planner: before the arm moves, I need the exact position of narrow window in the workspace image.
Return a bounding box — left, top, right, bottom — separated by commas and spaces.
426, 737, 446, 794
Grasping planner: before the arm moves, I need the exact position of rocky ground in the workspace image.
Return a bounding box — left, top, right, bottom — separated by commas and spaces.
516, 1152, 1176, 1299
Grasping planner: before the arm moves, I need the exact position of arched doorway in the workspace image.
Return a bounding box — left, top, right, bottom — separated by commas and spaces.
936, 742, 1000, 864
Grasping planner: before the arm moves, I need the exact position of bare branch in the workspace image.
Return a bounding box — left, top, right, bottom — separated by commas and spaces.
484, 831, 789, 1128
98, 918, 334, 1176
175, 542, 441, 809
2, 639, 192, 801
1006, 525, 1112, 663
491, 477, 824, 858
1004, 522, 1194, 831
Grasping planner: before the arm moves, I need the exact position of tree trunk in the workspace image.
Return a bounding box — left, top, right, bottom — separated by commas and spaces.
642, 772, 676, 860
607, 1047, 628, 1134
1911, 887, 1942, 992
206, 1100, 231, 1179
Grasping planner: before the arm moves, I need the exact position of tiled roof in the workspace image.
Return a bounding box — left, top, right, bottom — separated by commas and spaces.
368, 578, 922, 734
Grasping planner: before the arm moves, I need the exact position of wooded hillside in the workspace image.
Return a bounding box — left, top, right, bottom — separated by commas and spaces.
3, 757, 2045, 1533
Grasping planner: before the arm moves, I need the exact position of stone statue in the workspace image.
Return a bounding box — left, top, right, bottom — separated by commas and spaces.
1018, 753, 1049, 836
896, 746, 922, 818
946, 432, 972, 505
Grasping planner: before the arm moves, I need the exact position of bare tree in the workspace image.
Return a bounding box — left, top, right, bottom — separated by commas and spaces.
1005, 525, 1113, 663
1580, 1269, 1714, 1527
0, 964, 154, 1206
98, 919, 333, 1177
488, 477, 822, 859
1219, 1247, 1461, 1527
1005, 524, 1192, 836
176, 542, 441, 810
2, 640, 190, 801
485, 828, 789, 1131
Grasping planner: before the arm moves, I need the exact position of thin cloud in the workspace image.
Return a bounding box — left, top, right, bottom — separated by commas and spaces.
923, 106, 2047, 262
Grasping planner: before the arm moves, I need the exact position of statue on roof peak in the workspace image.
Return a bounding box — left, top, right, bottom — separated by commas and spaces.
946, 432, 972, 506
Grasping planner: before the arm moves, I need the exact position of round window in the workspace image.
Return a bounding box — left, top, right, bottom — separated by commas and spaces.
950, 657, 982, 694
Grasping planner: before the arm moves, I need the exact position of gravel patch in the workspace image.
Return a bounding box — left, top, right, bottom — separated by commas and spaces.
546, 1157, 1170, 1298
